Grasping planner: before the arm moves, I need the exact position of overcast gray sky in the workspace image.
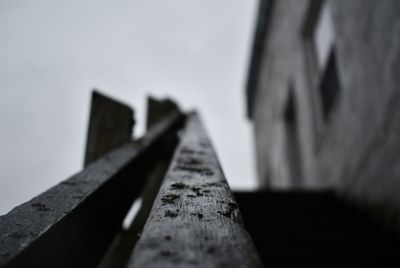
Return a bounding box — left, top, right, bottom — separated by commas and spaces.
0, 0, 258, 215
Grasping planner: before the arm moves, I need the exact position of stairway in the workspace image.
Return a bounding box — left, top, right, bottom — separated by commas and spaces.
234, 191, 400, 267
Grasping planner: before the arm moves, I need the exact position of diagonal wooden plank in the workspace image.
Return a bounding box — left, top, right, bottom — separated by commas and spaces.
128, 112, 264, 268
0, 111, 185, 268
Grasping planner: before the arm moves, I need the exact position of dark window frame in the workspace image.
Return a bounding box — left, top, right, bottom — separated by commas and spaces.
302, 0, 341, 150
283, 82, 303, 188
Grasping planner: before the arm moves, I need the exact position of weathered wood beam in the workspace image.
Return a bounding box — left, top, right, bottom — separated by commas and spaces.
146, 96, 180, 131
128, 113, 264, 268
84, 90, 135, 166
0, 111, 185, 268
98, 160, 171, 268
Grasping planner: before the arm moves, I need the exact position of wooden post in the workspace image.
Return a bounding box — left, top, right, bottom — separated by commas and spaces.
146, 96, 179, 131
128, 113, 264, 268
0, 111, 185, 268
84, 90, 135, 166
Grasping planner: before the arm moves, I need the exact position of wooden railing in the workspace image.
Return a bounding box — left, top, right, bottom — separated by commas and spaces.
0, 91, 263, 268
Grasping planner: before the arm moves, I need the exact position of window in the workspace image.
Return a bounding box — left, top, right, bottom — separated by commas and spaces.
314, 2, 335, 71
284, 85, 303, 188
319, 50, 340, 120
303, 0, 341, 125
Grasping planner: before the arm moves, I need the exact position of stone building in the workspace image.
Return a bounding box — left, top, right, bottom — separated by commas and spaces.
246, 0, 400, 223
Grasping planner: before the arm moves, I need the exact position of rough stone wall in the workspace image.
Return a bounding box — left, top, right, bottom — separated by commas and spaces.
252, 0, 400, 220
321, 0, 400, 214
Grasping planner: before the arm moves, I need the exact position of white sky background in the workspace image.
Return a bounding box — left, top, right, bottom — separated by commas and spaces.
0, 0, 258, 215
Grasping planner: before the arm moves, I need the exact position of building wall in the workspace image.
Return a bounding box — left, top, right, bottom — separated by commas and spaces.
251, 0, 400, 220
253, 0, 317, 189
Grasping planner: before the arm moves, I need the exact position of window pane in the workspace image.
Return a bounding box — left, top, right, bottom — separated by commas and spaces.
313, 2, 334, 70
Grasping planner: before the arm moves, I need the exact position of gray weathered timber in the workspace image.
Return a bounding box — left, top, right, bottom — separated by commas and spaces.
84, 90, 135, 166
146, 96, 180, 131
129, 113, 264, 268
0, 111, 185, 268
98, 160, 171, 268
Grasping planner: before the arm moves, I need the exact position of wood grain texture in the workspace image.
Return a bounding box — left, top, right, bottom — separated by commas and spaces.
0, 112, 184, 268
84, 90, 134, 166
129, 113, 264, 268
146, 96, 179, 131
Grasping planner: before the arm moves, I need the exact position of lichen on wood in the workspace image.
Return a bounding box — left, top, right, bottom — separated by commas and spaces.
128, 113, 263, 268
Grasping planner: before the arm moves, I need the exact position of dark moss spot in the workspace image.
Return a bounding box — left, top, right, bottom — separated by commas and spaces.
170, 182, 186, 190
204, 182, 224, 188
199, 141, 210, 148
161, 194, 180, 204
202, 170, 214, 176
165, 210, 178, 218
180, 147, 196, 154
61, 181, 78, 186
31, 202, 51, 212
173, 156, 213, 176
206, 247, 215, 254
179, 157, 203, 166
197, 213, 203, 219
218, 202, 240, 222
190, 187, 204, 197
228, 202, 238, 209
160, 250, 174, 257
174, 165, 202, 173
180, 147, 206, 155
